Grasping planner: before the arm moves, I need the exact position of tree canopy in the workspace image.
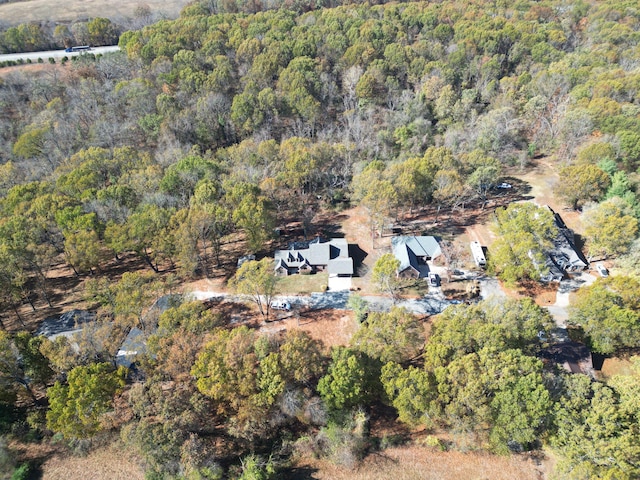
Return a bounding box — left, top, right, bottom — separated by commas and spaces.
489, 203, 558, 285
569, 276, 640, 354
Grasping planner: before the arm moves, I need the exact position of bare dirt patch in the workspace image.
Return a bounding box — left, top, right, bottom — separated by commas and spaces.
292, 445, 546, 480
511, 160, 583, 232
260, 309, 358, 348
517, 281, 558, 306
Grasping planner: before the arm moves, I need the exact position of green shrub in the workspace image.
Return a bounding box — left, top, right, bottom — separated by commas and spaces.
11, 463, 30, 480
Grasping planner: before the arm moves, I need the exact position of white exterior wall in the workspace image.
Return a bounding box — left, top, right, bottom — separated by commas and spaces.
470, 241, 487, 267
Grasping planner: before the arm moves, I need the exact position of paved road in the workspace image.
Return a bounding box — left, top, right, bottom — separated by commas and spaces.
545, 272, 597, 342
189, 289, 456, 316
0, 45, 120, 63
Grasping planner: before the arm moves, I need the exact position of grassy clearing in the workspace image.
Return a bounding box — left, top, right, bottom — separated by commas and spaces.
41, 443, 144, 480
291, 444, 547, 480
0, 0, 190, 26
277, 273, 328, 294
397, 278, 430, 298
597, 356, 635, 381
260, 309, 358, 348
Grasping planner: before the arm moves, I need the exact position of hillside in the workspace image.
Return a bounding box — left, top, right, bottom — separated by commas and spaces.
0, 0, 640, 478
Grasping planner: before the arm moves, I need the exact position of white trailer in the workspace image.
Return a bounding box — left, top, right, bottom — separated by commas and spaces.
470, 241, 487, 267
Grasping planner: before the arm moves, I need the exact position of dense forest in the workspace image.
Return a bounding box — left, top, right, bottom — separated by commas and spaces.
1, 0, 640, 478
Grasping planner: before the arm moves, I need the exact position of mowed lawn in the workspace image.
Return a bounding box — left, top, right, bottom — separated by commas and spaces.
277, 272, 329, 294
0, 0, 190, 26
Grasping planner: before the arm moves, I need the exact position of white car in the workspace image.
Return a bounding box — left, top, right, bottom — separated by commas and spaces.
595, 263, 609, 278
496, 182, 512, 189
270, 300, 291, 311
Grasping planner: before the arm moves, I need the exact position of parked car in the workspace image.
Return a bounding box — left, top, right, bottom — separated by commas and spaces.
496, 182, 512, 189
595, 263, 609, 277
270, 300, 291, 311
428, 272, 440, 287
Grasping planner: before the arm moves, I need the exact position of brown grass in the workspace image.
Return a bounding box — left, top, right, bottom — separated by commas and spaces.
597, 356, 635, 381
293, 444, 547, 480
260, 309, 358, 348
0, 0, 191, 26
39, 443, 144, 480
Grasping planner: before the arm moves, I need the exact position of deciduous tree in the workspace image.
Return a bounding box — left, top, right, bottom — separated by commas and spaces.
489, 203, 558, 285
352, 307, 424, 364
555, 164, 610, 210
568, 276, 640, 354
583, 197, 638, 259
317, 347, 377, 412
371, 253, 401, 300
46, 362, 126, 439
229, 258, 278, 320
552, 374, 640, 480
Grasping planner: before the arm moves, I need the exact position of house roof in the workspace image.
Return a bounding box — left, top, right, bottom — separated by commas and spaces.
391, 236, 441, 274
308, 243, 331, 265
328, 257, 354, 275
392, 236, 441, 258
329, 238, 349, 258
36, 309, 96, 338
274, 237, 354, 275
395, 244, 419, 273
546, 207, 589, 270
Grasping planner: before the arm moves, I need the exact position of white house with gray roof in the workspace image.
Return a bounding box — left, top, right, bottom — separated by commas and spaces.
391, 236, 442, 278
274, 237, 354, 277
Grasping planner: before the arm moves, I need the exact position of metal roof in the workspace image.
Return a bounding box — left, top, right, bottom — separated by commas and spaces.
391, 236, 441, 273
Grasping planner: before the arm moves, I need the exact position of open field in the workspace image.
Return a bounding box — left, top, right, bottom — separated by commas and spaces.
289, 445, 547, 480
260, 308, 359, 348
41, 443, 144, 480
0, 0, 190, 26
34, 438, 546, 480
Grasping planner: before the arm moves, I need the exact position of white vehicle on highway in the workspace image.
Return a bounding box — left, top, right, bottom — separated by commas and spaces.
270, 300, 291, 311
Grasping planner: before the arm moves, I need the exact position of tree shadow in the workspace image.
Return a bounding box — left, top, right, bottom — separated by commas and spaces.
278, 466, 320, 479
348, 243, 368, 276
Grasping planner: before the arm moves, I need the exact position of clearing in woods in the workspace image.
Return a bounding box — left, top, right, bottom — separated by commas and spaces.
35, 439, 546, 480
288, 445, 547, 480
